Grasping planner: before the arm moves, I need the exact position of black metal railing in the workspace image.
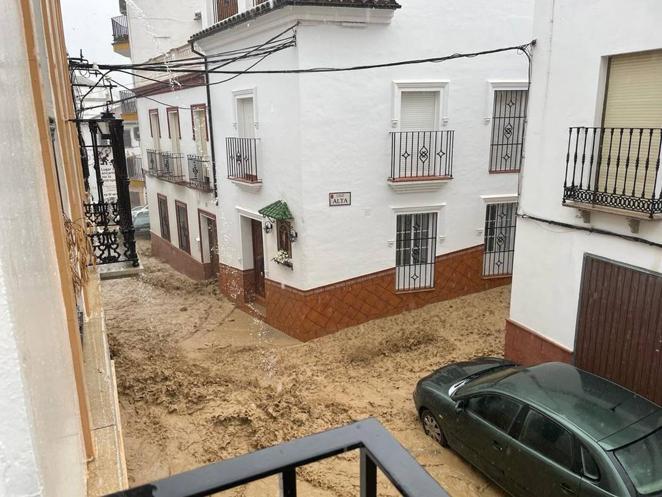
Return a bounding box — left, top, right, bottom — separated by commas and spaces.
127, 155, 143, 180
226, 137, 260, 182
563, 127, 662, 217
120, 90, 137, 114
158, 152, 185, 182
105, 418, 450, 497
111, 15, 128, 43
84, 201, 120, 227
187, 154, 213, 192
390, 130, 454, 181
146, 149, 160, 175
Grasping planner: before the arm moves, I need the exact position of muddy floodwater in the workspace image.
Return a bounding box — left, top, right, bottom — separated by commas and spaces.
102, 241, 508, 496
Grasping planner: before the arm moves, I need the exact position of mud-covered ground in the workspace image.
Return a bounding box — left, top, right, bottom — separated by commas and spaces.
102, 242, 508, 496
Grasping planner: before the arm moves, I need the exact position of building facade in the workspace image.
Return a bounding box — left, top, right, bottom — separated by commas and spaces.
508, 0, 662, 405
192, 0, 534, 340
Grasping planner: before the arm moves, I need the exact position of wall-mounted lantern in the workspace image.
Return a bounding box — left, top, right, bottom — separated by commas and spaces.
263, 221, 273, 234
289, 228, 298, 243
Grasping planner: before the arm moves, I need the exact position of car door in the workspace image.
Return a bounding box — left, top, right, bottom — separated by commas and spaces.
452, 394, 523, 489
508, 408, 584, 497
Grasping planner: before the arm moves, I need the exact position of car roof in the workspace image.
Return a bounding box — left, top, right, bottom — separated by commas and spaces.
465, 362, 660, 444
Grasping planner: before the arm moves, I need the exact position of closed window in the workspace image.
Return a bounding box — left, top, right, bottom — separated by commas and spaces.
400, 91, 438, 130
175, 201, 190, 254
395, 212, 437, 291
483, 202, 517, 277
581, 446, 600, 481
157, 194, 169, 241
519, 410, 574, 469
467, 395, 522, 432
489, 89, 528, 172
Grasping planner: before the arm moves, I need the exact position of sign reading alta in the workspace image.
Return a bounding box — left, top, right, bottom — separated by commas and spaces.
329, 192, 351, 207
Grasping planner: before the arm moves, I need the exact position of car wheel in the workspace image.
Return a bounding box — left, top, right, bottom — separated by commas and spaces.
420, 409, 447, 447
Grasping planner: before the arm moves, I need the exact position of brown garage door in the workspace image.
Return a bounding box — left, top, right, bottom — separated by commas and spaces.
575, 255, 662, 405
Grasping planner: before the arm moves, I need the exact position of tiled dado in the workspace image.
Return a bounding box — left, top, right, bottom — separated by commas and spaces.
263, 245, 511, 341
505, 319, 573, 365
150, 232, 215, 281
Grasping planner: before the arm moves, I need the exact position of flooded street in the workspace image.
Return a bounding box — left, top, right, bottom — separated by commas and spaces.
102, 242, 508, 496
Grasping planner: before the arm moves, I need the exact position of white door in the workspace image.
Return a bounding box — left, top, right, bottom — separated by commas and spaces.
193, 108, 208, 156
237, 97, 255, 138
150, 111, 160, 150
400, 91, 438, 130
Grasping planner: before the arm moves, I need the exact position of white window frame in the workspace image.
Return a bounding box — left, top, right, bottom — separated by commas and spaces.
392, 80, 449, 129
484, 80, 528, 123
232, 87, 258, 131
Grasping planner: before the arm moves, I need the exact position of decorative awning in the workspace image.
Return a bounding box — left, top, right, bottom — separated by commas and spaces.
258, 200, 293, 221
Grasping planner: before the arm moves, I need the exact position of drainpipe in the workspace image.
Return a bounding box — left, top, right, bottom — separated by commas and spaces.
191, 43, 218, 201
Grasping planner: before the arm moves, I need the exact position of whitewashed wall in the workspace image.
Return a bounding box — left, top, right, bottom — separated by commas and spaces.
137, 87, 215, 264
0, 1, 86, 496
126, 0, 204, 64
510, 0, 662, 349
197, 0, 533, 290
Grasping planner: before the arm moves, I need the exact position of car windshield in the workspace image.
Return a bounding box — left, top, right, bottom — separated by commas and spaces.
614, 429, 662, 495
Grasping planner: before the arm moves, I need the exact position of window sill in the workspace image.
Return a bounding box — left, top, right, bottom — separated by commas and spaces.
273, 259, 293, 270
488, 169, 520, 174
387, 176, 451, 193
395, 286, 435, 295
229, 177, 262, 191
562, 200, 662, 221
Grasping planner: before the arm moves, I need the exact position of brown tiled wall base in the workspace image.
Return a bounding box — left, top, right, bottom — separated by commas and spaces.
217, 263, 254, 303
505, 319, 573, 365
150, 232, 214, 281
265, 245, 511, 341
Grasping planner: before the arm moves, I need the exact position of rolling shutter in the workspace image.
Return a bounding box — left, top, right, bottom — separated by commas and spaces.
400, 91, 438, 130
600, 50, 662, 198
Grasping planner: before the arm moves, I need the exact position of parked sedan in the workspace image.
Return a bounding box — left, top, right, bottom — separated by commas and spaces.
131, 205, 150, 233
414, 359, 662, 497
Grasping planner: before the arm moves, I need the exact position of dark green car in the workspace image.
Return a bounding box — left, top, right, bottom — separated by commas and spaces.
413, 359, 662, 497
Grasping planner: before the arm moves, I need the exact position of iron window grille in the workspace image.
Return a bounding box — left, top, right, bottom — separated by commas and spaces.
563, 127, 662, 217
146, 149, 160, 175
186, 155, 212, 192
120, 90, 137, 114
489, 89, 528, 173
482, 202, 517, 277
396, 213, 438, 291
390, 131, 454, 181
226, 137, 260, 183
157, 195, 170, 242
126, 155, 143, 180
175, 202, 190, 254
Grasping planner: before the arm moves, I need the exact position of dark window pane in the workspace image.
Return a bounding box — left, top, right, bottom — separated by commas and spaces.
467, 395, 522, 432
520, 410, 574, 469
581, 446, 600, 481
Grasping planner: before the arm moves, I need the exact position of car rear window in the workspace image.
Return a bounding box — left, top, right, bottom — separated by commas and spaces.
614, 429, 662, 495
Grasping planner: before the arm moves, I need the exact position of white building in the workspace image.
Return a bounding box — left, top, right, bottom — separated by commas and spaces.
508, 0, 662, 404
191, 0, 534, 340
114, 0, 219, 279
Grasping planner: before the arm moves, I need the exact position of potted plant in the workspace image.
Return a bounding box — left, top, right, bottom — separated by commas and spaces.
272, 249, 293, 269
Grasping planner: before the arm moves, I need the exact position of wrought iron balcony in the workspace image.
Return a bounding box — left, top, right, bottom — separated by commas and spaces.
158, 152, 185, 182
389, 130, 454, 182
120, 90, 137, 115
186, 154, 213, 192
226, 137, 260, 183
146, 149, 159, 175
111, 15, 128, 44
106, 418, 449, 497
127, 155, 143, 181
563, 127, 662, 218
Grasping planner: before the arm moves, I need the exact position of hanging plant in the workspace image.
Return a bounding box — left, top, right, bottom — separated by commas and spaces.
272, 249, 293, 268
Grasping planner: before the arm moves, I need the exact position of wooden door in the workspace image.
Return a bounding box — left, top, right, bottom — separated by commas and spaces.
250, 219, 265, 298
206, 216, 218, 276
575, 255, 662, 404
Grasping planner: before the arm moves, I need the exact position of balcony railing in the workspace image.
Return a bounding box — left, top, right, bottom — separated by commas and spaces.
389, 130, 454, 181
158, 152, 185, 182
187, 154, 213, 192
120, 89, 136, 115
111, 15, 128, 43
127, 155, 143, 180
106, 418, 450, 497
226, 137, 260, 183
563, 127, 662, 217
146, 149, 160, 175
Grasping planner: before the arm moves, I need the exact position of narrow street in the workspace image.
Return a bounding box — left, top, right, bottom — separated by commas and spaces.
102, 243, 509, 496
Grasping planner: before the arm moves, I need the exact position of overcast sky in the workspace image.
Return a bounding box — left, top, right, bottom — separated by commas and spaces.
61, 0, 131, 84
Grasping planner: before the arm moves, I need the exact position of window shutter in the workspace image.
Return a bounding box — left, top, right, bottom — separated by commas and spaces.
601, 50, 662, 198
400, 91, 437, 130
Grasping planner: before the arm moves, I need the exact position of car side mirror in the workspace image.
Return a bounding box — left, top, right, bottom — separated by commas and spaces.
455, 400, 466, 413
